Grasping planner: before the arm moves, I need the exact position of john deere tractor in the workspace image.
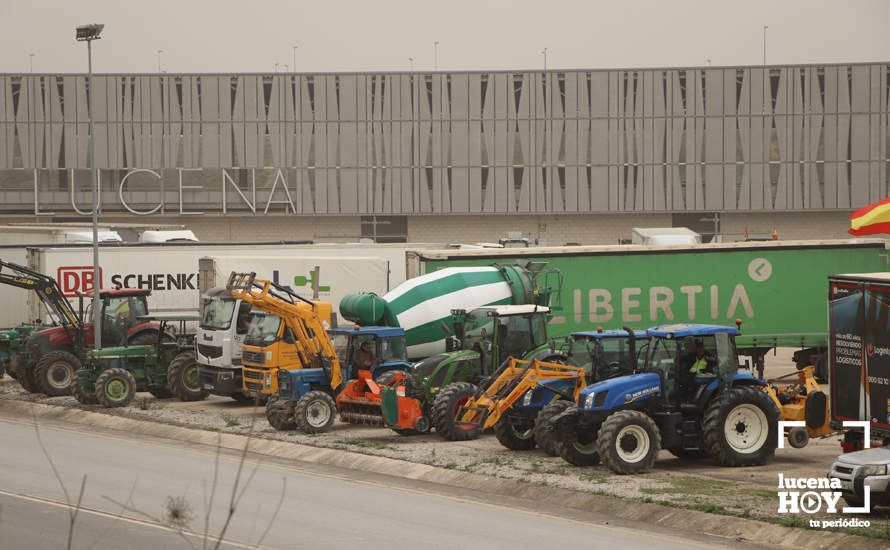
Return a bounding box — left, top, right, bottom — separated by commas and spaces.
0, 322, 49, 380
381, 304, 565, 437
547, 324, 780, 474
74, 313, 207, 408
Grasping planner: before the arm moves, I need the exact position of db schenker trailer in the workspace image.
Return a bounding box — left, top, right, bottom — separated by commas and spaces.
406, 239, 889, 378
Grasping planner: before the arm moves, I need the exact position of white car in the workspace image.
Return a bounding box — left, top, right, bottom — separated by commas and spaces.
828, 445, 890, 510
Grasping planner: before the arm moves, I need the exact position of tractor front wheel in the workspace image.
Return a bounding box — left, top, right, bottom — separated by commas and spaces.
16, 364, 41, 393
294, 391, 337, 434
702, 386, 779, 467
34, 350, 80, 396
558, 433, 601, 467
265, 398, 298, 431
72, 380, 99, 405
167, 351, 208, 402
494, 416, 537, 450
432, 382, 480, 441
95, 368, 137, 408
596, 410, 661, 474
534, 399, 573, 456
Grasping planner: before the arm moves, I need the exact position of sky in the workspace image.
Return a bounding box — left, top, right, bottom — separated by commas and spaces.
1, 0, 888, 73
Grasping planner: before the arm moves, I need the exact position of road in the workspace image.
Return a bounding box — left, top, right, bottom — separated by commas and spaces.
0, 412, 762, 550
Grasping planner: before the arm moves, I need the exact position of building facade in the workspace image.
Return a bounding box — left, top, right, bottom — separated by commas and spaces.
0, 63, 887, 243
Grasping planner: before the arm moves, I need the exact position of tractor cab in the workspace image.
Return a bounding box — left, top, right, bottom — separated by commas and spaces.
566, 328, 640, 382
83, 288, 152, 347
454, 304, 550, 373
328, 326, 410, 381
643, 324, 744, 407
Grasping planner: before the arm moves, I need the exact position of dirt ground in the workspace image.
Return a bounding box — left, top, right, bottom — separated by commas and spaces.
3, 348, 889, 540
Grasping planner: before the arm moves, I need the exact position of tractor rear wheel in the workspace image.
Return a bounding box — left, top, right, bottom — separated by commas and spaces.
374, 369, 407, 386
265, 397, 297, 431
72, 380, 99, 405
167, 351, 208, 402
494, 416, 537, 450
432, 382, 480, 441
534, 399, 573, 456
293, 391, 337, 434
34, 350, 80, 396
95, 368, 137, 408
597, 410, 661, 474
702, 386, 779, 467
16, 363, 41, 393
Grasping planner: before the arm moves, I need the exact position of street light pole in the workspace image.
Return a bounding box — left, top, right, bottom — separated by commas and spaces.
762, 25, 768, 67
76, 23, 104, 349
434, 41, 439, 71
292, 45, 298, 72
29, 53, 34, 73
157, 49, 163, 72
408, 57, 414, 72
541, 47, 547, 72
274, 62, 279, 73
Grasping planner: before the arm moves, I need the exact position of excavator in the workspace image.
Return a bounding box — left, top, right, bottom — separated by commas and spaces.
0, 259, 157, 395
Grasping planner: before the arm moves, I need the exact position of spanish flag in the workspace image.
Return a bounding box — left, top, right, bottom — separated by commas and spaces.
850, 198, 890, 236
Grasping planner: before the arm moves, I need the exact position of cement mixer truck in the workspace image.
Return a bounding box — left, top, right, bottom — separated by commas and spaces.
338, 262, 563, 359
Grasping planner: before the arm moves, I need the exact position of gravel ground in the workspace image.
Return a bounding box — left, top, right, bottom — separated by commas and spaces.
2, 349, 889, 539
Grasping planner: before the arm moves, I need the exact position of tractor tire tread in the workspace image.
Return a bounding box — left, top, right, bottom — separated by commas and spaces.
95, 367, 137, 408
293, 391, 337, 434
431, 382, 480, 441
166, 351, 208, 402
702, 386, 779, 467
34, 350, 80, 396
596, 410, 661, 474
265, 397, 298, 431
534, 400, 573, 456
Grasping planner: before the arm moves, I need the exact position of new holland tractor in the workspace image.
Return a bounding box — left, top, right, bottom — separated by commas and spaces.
378, 304, 566, 437
547, 323, 781, 474
73, 313, 206, 407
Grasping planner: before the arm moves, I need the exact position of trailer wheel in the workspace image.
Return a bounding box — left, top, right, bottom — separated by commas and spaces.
702, 386, 779, 467
167, 351, 208, 402
534, 400, 573, 456
34, 350, 80, 396
72, 380, 99, 405
265, 397, 297, 431
597, 410, 661, 474
294, 391, 337, 434
432, 382, 480, 441
95, 368, 137, 408
494, 416, 537, 450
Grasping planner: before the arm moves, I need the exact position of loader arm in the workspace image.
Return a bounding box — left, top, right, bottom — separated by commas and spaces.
458, 358, 587, 430
0, 260, 81, 329
227, 272, 343, 389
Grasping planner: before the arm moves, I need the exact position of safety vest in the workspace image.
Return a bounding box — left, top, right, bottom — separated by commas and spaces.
690, 357, 708, 374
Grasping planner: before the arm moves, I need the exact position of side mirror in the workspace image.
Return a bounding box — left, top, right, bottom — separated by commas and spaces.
282, 329, 296, 345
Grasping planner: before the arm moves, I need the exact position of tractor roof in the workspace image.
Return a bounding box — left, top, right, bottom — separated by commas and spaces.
137, 312, 201, 322
473, 304, 550, 316
99, 288, 151, 298
572, 329, 638, 339
328, 326, 406, 338
647, 323, 739, 338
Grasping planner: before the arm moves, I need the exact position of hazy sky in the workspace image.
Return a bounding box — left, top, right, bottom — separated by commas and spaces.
2, 0, 888, 73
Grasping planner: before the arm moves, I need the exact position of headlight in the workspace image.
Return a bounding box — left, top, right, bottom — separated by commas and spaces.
522, 391, 534, 406
860, 464, 889, 477
583, 392, 596, 409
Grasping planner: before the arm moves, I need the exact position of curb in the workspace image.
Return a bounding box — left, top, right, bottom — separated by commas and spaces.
0, 398, 881, 550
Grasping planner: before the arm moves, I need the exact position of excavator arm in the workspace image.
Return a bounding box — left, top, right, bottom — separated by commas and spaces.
227, 272, 343, 389
0, 260, 81, 329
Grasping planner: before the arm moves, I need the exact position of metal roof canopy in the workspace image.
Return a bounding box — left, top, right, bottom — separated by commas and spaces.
647, 324, 740, 338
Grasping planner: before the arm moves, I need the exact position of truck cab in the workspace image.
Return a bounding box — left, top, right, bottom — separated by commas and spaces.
196, 288, 254, 400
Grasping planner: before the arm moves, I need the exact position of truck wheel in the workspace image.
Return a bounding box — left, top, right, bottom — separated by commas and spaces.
596, 410, 661, 474
534, 399, 573, 456
558, 434, 601, 466
72, 381, 99, 405
95, 368, 136, 408
432, 382, 480, 441
265, 398, 297, 431
34, 350, 80, 396
167, 351, 208, 402
494, 416, 537, 450
294, 391, 337, 434
702, 386, 779, 467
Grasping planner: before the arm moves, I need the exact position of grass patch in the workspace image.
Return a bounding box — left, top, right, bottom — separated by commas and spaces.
220, 413, 240, 427
640, 476, 728, 497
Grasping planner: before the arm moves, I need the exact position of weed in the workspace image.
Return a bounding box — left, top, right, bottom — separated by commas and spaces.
444, 462, 459, 470
220, 413, 241, 427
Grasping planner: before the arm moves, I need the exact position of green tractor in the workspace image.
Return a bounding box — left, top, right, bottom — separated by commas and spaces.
381, 304, 565, 437
0, 322, 49, 380
74, 313, 208, 408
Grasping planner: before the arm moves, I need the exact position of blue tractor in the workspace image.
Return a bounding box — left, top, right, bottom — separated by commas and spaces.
266, 326, 412, 433
548, 324, 780, 474
532, 328, 640, 455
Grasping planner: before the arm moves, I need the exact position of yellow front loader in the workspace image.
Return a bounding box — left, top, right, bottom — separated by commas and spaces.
445, 358, 587, 450
763, 365, 833, 448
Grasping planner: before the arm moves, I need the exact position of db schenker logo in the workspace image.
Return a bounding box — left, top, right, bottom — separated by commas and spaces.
57, 266, 103, 297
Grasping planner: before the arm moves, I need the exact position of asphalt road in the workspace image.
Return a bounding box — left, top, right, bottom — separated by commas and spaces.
0, 412, 760, 550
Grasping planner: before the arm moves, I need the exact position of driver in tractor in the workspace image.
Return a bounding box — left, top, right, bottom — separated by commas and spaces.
680, 338, 716, 402
352, 340, 377, 371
